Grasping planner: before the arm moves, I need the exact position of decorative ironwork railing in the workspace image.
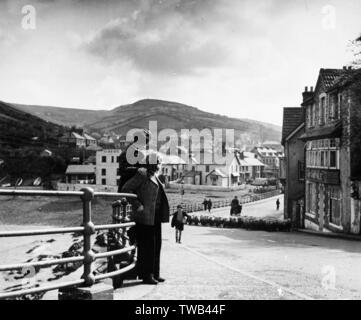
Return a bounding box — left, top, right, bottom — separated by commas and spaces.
0, 188, 137, 300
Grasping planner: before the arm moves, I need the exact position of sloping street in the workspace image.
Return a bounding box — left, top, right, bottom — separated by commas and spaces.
115, 196, 361, 300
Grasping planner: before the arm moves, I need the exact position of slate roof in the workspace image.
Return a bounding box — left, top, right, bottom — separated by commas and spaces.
206, 169, 227, 178
281, 108, 304, 145
66, 165, 95, 175
319, 68, 348, 89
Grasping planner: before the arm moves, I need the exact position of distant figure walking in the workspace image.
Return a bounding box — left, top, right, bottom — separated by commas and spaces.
230, 196, 242, 216
202, 198, 208, 211
230, 196, 239, 216
276, 198, 280, 210
207, 199, 212, 213
171, 205, 190, 244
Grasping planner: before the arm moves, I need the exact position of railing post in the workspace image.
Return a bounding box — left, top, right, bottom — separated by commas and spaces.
81, 187, 95, 287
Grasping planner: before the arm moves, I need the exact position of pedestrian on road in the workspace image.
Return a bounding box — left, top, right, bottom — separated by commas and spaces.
202, 198, 208, 211
171, 205, 190, 244
121, 152, 170, 285
207, 199, 212, 213
230, 196, 239, 216
276, 198, 280, 210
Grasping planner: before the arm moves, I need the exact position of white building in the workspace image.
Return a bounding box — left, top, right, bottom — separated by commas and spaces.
95, 149, 122, 186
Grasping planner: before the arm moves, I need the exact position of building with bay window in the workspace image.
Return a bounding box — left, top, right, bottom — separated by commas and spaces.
300, 67, 361, 235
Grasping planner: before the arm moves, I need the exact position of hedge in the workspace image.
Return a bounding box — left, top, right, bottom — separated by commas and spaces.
186, 215, 291, 232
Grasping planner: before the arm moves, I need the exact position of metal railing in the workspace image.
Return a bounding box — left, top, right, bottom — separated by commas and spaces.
0, 188, 137, 300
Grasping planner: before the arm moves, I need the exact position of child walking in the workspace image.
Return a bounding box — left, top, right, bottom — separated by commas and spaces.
171, 205, 189, 244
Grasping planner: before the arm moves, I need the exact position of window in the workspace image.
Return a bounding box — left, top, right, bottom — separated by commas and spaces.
330, 151, 337, 168
319, 96, 326, 125
311, 104, 315, 127
298, 161, 305, 180
336, 93, 342, 120
306, 182, 318, 215
116, 156, 120, 163
102, 178, 106, 185
306, 139, 340, 169
102, 168, 106, 176
329, 94, 337, 121
329, 186, 341, 226
116, 168, 120, 176
206, 165, 210, 172
102, 156, 106, 163
111, 156, 114, 163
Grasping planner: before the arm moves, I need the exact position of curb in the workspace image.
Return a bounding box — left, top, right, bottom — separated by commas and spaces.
295, 229, 361, 242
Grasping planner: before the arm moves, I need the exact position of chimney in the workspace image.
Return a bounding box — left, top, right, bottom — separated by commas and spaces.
302, 86, 314, 103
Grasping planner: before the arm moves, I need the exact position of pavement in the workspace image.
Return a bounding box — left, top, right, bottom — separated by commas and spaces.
114, 195, 361, 300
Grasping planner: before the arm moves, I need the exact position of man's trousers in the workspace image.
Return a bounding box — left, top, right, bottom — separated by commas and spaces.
135, 223, 162, 278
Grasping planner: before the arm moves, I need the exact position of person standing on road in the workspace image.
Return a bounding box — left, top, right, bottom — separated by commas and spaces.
202, 198, 208, 211
207, 199, 212, 213
121, 152, 169, 285
276, 198, 280, 210
171, 205, 190, 244
230, 196, 239, 215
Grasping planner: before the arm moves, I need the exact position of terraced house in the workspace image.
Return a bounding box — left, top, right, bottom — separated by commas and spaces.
300, 67, 361, 235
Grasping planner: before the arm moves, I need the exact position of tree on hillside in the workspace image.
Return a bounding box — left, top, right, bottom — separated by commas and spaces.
349, 34, 361, 68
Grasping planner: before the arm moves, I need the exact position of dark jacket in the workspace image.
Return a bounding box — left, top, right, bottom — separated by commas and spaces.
231, 198, 239, 208
121, 168, 170, 226
118, 143, 146, 192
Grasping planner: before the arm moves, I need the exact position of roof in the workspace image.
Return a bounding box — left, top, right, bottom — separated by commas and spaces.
240, 158, 265, 167
71, 132, 85, 140
327, 68, 361, 92
281, 108, 304, 145
284, 123, 305, 143
299, 122, 342, 141
302, 68, 356, 106
319, 68, 348, 89
66, 165, 95, 175
206, 169, 227, 178
83, 133, 96, 140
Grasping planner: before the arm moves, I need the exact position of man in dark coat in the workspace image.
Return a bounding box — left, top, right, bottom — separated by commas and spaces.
118, 129, 151, 193
121, 153, 170, 285
230, 196, 240, 215
202, 198, 208, 211
207, 199, 212, 213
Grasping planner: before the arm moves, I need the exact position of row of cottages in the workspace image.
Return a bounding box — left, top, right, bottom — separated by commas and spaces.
59, 132, 97, 148
180, 151, 265, 187
251, 146, 283, 179
282, 67, 361, 235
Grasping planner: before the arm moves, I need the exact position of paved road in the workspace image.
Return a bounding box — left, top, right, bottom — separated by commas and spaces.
194, 195, 284, 219
116, 195, 361, 300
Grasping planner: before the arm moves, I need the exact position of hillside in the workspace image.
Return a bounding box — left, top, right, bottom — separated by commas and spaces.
0, 101, 64, 149
0, 101, 68, 182
12, 103, 108, 127
12, 99, 281, 146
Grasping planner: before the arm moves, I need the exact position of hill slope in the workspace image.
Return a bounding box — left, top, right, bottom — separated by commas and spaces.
0, 101, 64, 149
86, 99, 281, 145
12, 99, 281, 146
12, 103, 108, 127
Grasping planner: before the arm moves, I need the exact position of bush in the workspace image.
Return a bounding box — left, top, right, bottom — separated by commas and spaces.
186, 215, 291, 232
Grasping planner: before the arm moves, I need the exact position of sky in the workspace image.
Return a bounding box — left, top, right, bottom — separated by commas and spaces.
0, 0, 360, 126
